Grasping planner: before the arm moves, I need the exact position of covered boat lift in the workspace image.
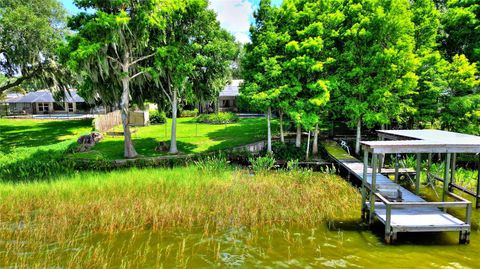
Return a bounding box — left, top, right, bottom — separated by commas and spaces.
360, 129, 480, 244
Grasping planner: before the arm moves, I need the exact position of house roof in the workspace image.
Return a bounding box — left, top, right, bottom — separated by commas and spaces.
8, 90, 84, 103
0, 93, 25, 103
219, 80, 243, 97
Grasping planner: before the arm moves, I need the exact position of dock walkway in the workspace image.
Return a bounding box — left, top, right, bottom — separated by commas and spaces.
323, 141, 471, 244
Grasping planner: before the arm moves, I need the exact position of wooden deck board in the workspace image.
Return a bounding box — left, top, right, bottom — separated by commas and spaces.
369, 203, 468, 232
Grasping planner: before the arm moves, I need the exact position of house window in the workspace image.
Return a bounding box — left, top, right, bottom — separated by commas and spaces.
222, 100, 230, 107
38, 103, 49, 112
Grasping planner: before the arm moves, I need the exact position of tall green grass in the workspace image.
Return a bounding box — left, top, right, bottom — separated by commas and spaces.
0, 166, 360, 267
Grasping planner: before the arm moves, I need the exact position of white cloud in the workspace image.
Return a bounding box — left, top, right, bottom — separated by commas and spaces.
209, 0, 254, 43
234, 32, 251, 44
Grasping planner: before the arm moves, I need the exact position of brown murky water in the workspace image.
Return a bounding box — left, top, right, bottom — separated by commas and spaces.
4, 222, 478, 268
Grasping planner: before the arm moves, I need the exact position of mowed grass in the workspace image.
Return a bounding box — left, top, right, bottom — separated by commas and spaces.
0, 119, 92, 153
0, 117, 272, 161
0, 166, 360, 267
75, 117, 273, 160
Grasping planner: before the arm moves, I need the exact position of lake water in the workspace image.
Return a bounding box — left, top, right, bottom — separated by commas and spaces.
11, 221, 477, 268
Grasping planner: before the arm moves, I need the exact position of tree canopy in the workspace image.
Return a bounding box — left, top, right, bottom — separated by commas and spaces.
0, 0, 69, 94
63, 0, 175, 158
242, 0, 479, 155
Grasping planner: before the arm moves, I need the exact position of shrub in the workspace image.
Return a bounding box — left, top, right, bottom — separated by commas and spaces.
267, 141, 307, 161
249, 155, 276, 174
150, 110, 167, 124
180, 108, 198, 118
194, 153, 231, 173
196, 112, 239, 124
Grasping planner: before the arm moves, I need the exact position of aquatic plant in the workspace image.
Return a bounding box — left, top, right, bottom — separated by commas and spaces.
249, 155, 276, 174
0, 166, 360, 267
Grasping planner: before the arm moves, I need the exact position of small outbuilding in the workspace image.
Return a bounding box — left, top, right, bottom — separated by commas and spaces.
218, 80, 242, 112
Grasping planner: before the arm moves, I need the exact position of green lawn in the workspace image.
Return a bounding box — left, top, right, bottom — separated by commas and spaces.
0, 117, 273, 160
76, 117, 273, 160
0, 119, 93, 153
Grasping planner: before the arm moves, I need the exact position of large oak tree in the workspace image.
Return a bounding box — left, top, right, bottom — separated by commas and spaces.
0, 0, 69, 94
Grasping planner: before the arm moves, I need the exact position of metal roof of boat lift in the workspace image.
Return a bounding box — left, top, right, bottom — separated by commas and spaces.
8, 90, 85, 103
361, 129, 480, 154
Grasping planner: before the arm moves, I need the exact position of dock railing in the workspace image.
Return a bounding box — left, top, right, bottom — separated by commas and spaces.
374, 191, 472, 243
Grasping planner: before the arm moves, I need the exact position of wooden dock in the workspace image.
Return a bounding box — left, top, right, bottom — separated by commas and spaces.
323, 140, 472, 244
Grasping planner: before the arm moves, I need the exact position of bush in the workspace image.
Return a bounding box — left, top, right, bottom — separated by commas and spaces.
180, 108, 198, 118
150, 110, 167, 124
267, 141, 307, 161
196, 112, 239, 124
194, 153, 231, 173
249, 155, 276, 174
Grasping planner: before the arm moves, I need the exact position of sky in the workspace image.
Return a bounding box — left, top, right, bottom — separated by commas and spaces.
60, 0, 283, 44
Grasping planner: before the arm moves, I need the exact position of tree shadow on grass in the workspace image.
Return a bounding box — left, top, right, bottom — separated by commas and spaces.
0, 142, 76, 182
82, 138, 198, 160
0, 119, 92, 153
203, 118, 273, 152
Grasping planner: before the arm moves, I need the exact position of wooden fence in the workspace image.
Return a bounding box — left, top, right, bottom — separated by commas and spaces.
94, 110, 122, 132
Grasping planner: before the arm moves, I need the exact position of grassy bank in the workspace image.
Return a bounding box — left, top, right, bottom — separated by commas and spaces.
0, 166, 359, 267
0, 117, 273, 181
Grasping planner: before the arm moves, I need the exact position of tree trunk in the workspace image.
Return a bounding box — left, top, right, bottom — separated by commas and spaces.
279, 111, 285, 143
306, 131, 311, 160
267, 106, 272, 153
295, 125, 301, 148
120, 77, 138, 159
169, 88, 178, 154
312, 124, 319, 156
355, 118, 361, 155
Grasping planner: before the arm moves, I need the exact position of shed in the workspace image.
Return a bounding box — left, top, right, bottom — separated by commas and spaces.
218, 80, 242, 112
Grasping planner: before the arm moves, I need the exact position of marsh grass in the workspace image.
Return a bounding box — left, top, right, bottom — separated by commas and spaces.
0, 166, 360, 267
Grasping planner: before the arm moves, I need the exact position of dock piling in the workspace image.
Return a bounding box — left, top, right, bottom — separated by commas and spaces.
416, 153, 422, 194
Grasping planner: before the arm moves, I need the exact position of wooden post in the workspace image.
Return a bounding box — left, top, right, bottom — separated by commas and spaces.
442, 153, 451, 203
462, 203, 472, 244
362, 150, 368, 220
466, 203, 472, 226
394, 154, 399, 183
416, 153, 422, 194
369, 154, 377, 224
385, 204, 392, 244
378, 154, 384, 173
450, 153, 456, 192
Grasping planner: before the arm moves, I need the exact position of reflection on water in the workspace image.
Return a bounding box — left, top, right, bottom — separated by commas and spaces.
4, 222, 478, 268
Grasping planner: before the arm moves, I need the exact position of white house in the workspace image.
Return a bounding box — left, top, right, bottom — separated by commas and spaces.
5, 90, 92, 115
